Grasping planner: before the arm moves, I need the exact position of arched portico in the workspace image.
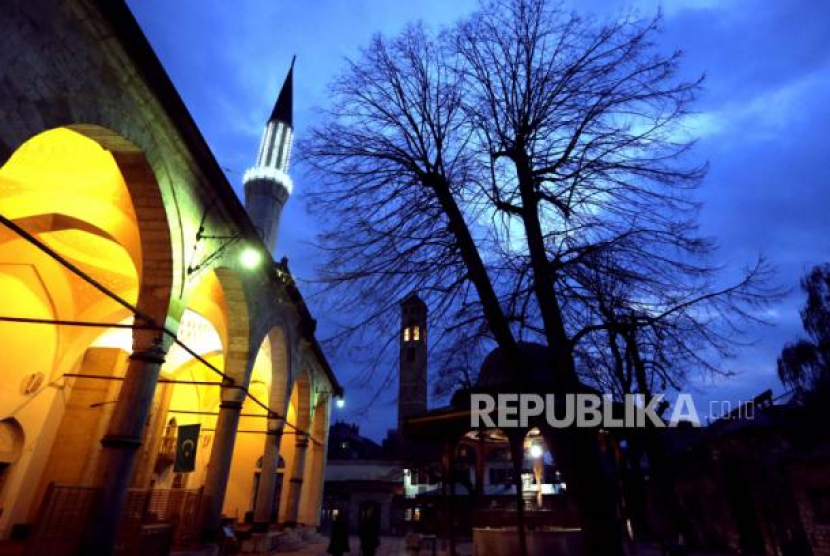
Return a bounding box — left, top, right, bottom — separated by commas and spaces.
0, 6, 343, 552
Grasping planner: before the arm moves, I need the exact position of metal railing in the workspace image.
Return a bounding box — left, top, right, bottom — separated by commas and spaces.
26, 483, 208, 556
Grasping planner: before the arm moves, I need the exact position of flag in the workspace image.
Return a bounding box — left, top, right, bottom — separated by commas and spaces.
174, 424, 200, 473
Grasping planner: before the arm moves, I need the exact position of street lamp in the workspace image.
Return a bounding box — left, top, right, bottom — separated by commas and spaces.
529, 443, 544, 508
316, 387, 346, 409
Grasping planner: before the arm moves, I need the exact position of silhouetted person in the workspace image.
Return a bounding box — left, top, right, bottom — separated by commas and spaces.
358, 506, 380, 556
328, 512, 350, 556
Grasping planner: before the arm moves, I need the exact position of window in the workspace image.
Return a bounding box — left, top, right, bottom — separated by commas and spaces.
413, 326, 420, 341
403, 327, 410, 342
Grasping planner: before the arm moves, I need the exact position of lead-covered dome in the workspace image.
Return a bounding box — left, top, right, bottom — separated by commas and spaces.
476, 342, 557, 389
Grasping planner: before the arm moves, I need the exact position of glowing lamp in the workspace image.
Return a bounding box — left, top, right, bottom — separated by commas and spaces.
240, 247, 263, 269
336, 397, 345, 409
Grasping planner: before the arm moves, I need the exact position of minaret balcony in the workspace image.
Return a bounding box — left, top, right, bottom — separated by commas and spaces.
242, 166, 294, 194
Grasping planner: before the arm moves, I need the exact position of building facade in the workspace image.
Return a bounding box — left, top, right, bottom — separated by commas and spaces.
0, 0, 340, 553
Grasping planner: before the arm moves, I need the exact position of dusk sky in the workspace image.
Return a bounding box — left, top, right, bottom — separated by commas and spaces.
127, 0, 830, 440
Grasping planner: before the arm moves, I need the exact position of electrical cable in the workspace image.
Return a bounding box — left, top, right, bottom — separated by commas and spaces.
0, 214, 324, 445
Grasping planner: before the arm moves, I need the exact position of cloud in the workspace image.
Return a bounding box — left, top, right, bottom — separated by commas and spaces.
685, 63, 830, 142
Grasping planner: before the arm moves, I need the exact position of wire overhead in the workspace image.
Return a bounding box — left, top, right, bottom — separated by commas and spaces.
0, 213, 324, 444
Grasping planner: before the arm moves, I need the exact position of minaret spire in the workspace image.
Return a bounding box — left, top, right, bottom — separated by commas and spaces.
244, 57, 297, 255
270, 55, 294, 125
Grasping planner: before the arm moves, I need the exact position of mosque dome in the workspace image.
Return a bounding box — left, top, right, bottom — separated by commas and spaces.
475, 342, 557, 390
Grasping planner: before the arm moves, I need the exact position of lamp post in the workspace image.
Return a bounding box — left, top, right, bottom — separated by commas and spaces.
530, 444, 544, 509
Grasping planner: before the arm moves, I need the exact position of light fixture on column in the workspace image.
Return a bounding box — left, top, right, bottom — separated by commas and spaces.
187, 201, 266, 276
316, 388, 345, 409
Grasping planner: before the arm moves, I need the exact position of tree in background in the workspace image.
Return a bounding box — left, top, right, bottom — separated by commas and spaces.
778, 264, 830, 393
301, 1, 776, 554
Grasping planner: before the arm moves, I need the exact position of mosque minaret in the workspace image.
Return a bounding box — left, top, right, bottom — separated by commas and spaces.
244, 57, 295, 254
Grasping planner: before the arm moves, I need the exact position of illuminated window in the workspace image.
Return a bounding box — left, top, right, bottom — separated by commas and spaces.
403, 327, 410, 342
413, 326, 420, 341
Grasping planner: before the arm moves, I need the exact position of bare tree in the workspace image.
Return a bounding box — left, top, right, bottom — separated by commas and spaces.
302, 24, 541, 554
570, 253, 775, 401
451, 1, 777, 550
300, 2, 777, 554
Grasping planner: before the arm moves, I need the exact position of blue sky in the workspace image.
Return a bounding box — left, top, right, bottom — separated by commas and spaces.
127, 0, 830, 440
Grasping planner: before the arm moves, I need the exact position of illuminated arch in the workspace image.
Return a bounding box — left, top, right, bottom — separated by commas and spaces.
63, 124, 173, 325
0, 126, 174, 375
212, 267, 251, 388
290, 367, 312, 434
0, 125, 174, 536
263, 326, 292, 417
223, 325, 291, 520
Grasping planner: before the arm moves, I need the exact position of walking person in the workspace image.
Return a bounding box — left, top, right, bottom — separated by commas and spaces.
358, 504, 380, 556
328, 511, 350, 556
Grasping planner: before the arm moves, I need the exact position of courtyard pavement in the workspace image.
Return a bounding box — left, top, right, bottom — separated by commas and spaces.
276, 536, 734, 556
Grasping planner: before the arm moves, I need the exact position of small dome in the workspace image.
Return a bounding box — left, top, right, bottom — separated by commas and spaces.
476, 342, 557, 389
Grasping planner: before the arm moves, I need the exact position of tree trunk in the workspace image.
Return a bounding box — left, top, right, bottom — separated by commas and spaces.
513, 152, 625, 556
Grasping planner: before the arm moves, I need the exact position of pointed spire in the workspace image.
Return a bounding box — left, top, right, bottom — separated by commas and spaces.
269, 55, 295, 127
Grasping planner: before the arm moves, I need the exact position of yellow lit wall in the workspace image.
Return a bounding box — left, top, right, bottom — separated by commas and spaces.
0, 128, 142, 537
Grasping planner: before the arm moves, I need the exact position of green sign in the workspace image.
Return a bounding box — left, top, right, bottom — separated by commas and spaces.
174, 424, 201, 473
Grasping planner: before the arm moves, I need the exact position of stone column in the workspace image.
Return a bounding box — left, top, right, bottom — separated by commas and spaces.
82, 335, 166, 556
201, 386, 244, 540
299, 437, 327, 525
299, 400, 330, 526
282, 434, 309, 525
252, 416, 284, 530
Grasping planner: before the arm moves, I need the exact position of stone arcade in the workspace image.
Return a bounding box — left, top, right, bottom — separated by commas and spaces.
0, 1, 340, 554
